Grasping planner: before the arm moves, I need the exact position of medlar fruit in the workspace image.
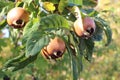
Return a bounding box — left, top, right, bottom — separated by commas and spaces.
41, 37, 66, 60
74, 17, 96, 38
82, 17, 96, 38
7, 7, 29, 29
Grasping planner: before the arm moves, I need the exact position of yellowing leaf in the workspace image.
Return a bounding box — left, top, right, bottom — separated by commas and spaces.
43, 2, 55, 12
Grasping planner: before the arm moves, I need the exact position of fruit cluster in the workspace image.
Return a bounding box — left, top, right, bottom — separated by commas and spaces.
2, 1, 112, 79
6, 6, 96, 60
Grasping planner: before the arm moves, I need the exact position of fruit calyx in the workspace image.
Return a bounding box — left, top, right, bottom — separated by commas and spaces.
82, 17, 96, 38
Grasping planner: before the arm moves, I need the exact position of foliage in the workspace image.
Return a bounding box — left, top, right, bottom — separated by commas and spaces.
0, 0, 112, 80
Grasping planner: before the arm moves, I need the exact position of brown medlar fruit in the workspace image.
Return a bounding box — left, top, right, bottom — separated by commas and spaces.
41, 37, 66, 60
7, 7, 29, 29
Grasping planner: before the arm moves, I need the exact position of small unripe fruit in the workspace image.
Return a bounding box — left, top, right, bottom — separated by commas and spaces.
41, 37, 66, 60
7, 7, 29, 29
82, 17, 96, 37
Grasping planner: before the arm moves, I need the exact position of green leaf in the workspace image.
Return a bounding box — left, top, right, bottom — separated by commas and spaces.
0, 19, 7, 29
23, 18, 40, 35
44, 28, 70, 37
9, 28, 20, 45
94, 17, 112, 46
3, 53, 38, 71
12, 54, 38, 71
72, 56, 78, 80
73, 47, 83, 78
22, 18, 40, 43
68, 0, 82, 6
42, 0, 60, 4
22, 0, 33, 4
92, 20, 103, 41
65, 37, 79, 80
0, 39, 7, 52
23, 20, 34, 35
26, 2, 39, 18
15, 1, 24, 7
0, 1, 14, 14
4, 53, 25, 69
26, 31, 50, 57
72, 34, 94, 62
70, 32, 83, 73
81, 9, 98, 17
83, 0, 97, 7
66, 44, 77, 80
40, 14, 69, 29
84, 38, 94, 62
0, 69, 6, 78
58, 0, 68, 13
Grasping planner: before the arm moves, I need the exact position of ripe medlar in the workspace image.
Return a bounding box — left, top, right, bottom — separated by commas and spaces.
7, 7, 29, 29
82, 17, 96, 38
41, 37, 66, 60
74, 17, 96, 38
